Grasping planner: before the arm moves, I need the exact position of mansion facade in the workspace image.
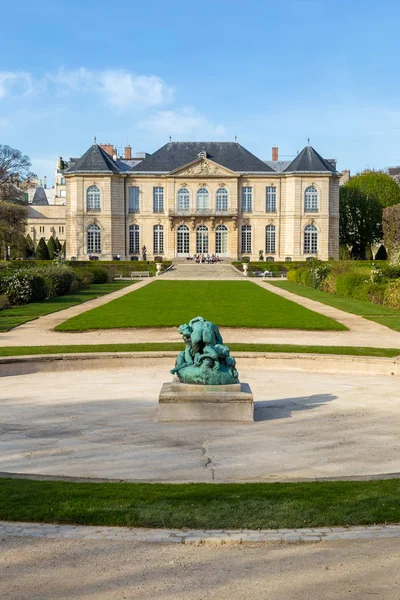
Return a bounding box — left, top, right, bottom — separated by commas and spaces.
29, 141, 341, 261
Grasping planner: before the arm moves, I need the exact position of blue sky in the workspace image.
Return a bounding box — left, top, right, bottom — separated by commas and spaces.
1, 0, 400, 184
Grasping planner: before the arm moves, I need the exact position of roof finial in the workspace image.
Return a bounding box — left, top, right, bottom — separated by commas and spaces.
307, 137, 310, 145
234, 135, 237, 142
94, 136, 97, 144
169, 135, 172, 142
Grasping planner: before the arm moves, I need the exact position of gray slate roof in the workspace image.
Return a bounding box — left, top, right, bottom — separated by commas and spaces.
130, 142, 275, 173
264, 160, 292, 172
284, 146, 338, 174
66, 145, 120, 174
31, 187, 49, 205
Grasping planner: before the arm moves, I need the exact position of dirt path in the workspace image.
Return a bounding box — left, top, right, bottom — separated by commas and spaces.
2, 536, 400, 599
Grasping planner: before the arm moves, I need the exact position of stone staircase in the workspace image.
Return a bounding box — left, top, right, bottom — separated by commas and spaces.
162, 261, 243, 280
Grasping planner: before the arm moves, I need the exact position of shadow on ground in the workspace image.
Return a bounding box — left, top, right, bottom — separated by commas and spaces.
254, 394, 337, 422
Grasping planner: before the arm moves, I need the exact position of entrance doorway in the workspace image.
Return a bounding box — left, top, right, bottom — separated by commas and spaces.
196, 225, 209, 254
215, 224, 228, 255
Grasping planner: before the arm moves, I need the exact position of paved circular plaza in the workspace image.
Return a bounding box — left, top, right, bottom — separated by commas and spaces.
1, 364, 400, 482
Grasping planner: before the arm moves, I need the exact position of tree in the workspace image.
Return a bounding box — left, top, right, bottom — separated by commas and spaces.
339, 186, 382, 260
346, 170, 400, 209
0, 145, 36, 204
35, 237, 50, 260
0, 202, 27, 260
375, 244, 388, 260
23, 234, 35, 259
47, 236, 57, 259
61, 241, 66, 257
54, 237, 62, 253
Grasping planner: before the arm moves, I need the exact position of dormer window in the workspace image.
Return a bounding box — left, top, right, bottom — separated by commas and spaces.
198, 151, 207, 159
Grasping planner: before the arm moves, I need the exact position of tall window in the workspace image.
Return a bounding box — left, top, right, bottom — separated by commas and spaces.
241, 187, 252, 212
86, 185, 101, 212
177, 188, 190, 212
87, 224, 101, 253
196, 224, 209, 253
177, 224, 190, 255
304, 186, 318, 212
128, 186, 140, 213
196, 188, 209, 212
153, 225, 164, 254
216, 188, 228, 212
153, 187, 164, 212
129, 224, 140, 254
266, 187, 276, 212
215, 224, 228, 254
241, 225, 252, 253
304, 224, 318, 254
266, 224, 276, 254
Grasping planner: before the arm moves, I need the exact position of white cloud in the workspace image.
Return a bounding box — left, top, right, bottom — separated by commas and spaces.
139, 107, 225, 138
47, 67, 173, 110
0, 71, 33, 99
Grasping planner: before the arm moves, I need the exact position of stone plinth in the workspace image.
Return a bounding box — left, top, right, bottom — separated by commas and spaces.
157, 380, 254, 422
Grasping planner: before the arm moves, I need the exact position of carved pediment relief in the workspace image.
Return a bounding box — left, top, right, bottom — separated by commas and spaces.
169, 158, 236, 178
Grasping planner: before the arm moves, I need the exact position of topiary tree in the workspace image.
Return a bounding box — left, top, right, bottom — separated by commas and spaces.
47, 236, 57, 259
23, 233, 35, 258
375, 244, 388, 260
54, 237, 62, 253
35, 237, 50, 260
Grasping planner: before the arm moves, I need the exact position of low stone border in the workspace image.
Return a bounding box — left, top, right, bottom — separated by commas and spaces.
1, 521, 400, 544
0, 351, 400, 377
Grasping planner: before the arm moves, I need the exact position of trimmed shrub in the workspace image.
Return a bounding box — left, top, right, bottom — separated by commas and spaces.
320, 274, 337, 294
36, 238, 50, 260
366, 282, 387, 305
384, 280, 400, 310
47, 236, 57, 260
294, 267, 307, 284
286, 270, 297, 282
375, 245, 388, 260
0, 294, 8, 309
335, 272, 370, 300
88, 265, 110, 284
35, 264, 75, 298
73, 268, 95, 289
2, 270, 47, 305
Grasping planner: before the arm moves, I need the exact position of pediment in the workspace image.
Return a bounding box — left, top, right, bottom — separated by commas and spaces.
168, 158, 237, 177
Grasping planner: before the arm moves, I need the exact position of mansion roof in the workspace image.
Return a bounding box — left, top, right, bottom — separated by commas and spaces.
66, 141, 339, 177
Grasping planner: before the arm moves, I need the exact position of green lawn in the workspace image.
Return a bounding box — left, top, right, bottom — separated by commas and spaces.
1, 478, 400, 529
271, 281, 400, 331
0, 281, 134, 332
55, 281, 346, 331
0, 343, 398, 358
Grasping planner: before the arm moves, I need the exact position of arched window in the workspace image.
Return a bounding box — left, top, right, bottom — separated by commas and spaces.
196, 187, 209, 212
177, 224, 190, 256
129, 224, 140, 254
153, 224, 164, 254
177, 188, 190, 212
216, 188, 228, 212
215, 224, 228, 255
304, 186, 318, 212
304, 224, 318, 254
87, 224, 101, 254
266, 224, 276, 254
196, 224, 209, 253
241, 225, 252, 254
87, 186, 101, 212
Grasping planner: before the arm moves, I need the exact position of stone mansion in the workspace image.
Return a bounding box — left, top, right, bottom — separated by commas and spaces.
27, 141, 340, 261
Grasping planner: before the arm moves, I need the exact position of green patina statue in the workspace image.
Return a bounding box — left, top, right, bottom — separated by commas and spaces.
171, 316, 239, 385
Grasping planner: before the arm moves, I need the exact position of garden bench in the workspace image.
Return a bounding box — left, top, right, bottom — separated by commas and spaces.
130, 271, 150, 278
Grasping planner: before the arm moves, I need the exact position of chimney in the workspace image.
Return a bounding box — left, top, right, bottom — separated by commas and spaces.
272, 147, 279, 161
99, 143, 114, 157
43, 176, 47, 189
112, 146, 117, 160
124, 145, 132, 159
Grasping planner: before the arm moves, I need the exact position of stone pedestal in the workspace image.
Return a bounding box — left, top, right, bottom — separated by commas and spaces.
157, 380, 254, 422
